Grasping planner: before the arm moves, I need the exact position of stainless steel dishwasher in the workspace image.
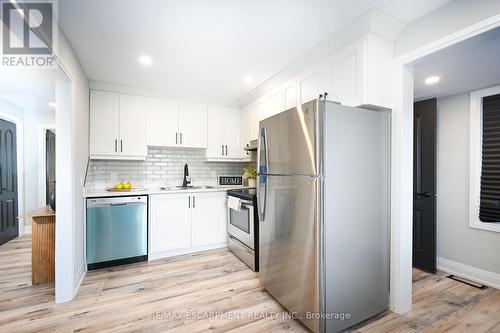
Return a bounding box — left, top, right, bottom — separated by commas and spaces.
86, 196, 148, 270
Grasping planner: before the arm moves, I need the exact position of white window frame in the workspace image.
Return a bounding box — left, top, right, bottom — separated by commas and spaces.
469, 85, 500, 233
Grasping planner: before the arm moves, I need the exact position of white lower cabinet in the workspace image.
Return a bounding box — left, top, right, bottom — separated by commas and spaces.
150, 193, 191, 254
192, 192, 227, 247
149, 192, 227, 259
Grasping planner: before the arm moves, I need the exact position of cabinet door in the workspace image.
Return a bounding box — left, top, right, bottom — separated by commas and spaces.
299, 70, 321, 104
146, 98, 179, 147
150, 194, 192, 253
90, 90, 119, 156
207, 106, 240, 159
119, 94, 147, 157
224, 108, 240, 159
330, 51, 360, 106
284, 84, 297, 110
179, 102, 207, 148
239, 107, 251, 159
263, 91, 282, 119
191, 192, 227, 247
206, 106, 227, 158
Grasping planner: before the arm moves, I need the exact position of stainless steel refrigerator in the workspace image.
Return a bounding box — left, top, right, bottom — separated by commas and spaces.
257, 99, 390, 333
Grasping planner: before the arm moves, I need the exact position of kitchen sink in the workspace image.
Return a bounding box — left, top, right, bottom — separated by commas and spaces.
159, 185, 216, 191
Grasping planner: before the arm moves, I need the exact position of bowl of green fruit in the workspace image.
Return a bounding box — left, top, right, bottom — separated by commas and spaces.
107, 181, 133, 192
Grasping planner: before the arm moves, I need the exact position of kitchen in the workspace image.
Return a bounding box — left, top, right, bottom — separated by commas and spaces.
2, 1, 500, 333
83, 87, 390, 333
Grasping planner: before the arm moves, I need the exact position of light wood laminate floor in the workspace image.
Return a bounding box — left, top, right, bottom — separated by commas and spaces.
1, 235, 499, 332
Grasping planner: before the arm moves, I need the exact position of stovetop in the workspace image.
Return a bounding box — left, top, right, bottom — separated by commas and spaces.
227, 188, 257, 201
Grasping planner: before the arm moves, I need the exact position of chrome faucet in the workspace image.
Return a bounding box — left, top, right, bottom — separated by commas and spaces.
182, 164, 191, 188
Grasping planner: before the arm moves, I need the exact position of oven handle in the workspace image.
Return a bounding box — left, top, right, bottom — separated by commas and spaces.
226, 196, 253, 208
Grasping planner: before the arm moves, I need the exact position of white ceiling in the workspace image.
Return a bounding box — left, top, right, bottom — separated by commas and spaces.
413, 26, 500, 101
59, 0, 449, 103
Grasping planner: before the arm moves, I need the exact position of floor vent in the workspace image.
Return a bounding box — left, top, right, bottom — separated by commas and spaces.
447, 275, 486, 289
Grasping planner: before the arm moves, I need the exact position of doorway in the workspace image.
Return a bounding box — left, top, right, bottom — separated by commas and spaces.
0, 118, 18, 246
45, 129, 56, 205
412, 99, 437, 273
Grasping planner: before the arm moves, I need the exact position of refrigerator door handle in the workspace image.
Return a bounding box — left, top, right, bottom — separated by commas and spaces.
257, 127, 269, 221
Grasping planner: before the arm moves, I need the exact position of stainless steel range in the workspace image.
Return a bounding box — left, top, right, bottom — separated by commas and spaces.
226, 188, 258, 271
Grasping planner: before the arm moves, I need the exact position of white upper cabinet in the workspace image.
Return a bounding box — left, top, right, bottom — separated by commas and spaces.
239, 106, 255, 159
238, 33, 393, 146
90, 90, 119, 157
146, 99, 207, 149
326, 34, 392, 108
178, 102, 207, 148
264, 91, 283, 119
146, 98, 179, 147
284, 84, 297, 110
119, 94, 147, 157
90, 90, 147, 160
207, 106, 240, 160
299, 70, 322, 104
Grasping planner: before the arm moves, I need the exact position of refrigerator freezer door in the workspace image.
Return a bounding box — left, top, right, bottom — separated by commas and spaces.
259, 174, 318, 332
258, 99, 321, 176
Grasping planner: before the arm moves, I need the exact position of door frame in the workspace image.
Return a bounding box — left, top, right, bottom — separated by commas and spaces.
390, 13, 500, 314
0, 110, 25, 236
37, 124, 56, 208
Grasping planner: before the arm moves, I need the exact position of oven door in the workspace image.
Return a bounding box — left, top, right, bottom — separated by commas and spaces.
227, 198, 254, 249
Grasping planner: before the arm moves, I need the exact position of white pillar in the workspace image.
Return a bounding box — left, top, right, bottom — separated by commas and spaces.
389, 62, 414, 314
55, 79, 75, 303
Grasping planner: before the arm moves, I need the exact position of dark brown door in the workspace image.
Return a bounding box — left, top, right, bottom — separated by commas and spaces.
0, 119, 18, 246
413, 98, 437, 273
45, 130, 55, 204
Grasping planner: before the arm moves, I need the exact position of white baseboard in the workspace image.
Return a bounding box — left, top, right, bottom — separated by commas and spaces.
74, 263, 86, 295
149, 242, 227, 261
24, 225, 32, 234
437, 257, 500, 290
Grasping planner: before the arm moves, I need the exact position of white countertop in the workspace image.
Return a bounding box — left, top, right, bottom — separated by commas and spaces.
83, 186, 254, 198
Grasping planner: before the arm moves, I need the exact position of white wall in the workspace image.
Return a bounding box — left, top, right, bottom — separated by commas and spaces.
54, 30, 89, 302
437, 92, 500, 275
22, 107, 54, 225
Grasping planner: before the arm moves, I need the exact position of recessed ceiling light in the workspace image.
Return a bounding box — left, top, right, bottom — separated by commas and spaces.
425, 76, 440, 85
243, 75, 255, 84
139, 55, 153, 66
48, 102, 56, 108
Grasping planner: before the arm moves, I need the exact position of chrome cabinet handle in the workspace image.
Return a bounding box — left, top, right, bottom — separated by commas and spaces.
221, 145, 224, 156
180, 133, 183, 144
114, 139, 117, 152
193, 196, 195, 208
120, 139, 123, 153
225, 145, 228, 156
176, 132, 178, 144
188, 196, 191, 208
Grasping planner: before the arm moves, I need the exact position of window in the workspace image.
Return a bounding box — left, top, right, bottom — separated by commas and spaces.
479, 94, 500, 222
470, 86, 500, 232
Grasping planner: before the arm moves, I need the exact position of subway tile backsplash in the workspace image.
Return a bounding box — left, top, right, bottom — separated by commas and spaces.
86, 147, 251, 190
